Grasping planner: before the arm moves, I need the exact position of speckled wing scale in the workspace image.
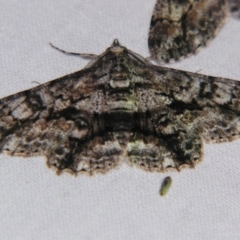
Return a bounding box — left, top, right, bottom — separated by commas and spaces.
148, 0, 229, 63
1, 39, 240, 175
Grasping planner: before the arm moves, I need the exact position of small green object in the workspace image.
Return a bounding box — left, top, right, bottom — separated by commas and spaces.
160, 176, 172, 196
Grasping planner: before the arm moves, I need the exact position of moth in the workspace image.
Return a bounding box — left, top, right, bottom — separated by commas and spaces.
148, 0, 240, 63
1, 39, 240, 175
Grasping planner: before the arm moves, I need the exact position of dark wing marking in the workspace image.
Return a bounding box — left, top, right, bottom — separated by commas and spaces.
229, 0, 240, 18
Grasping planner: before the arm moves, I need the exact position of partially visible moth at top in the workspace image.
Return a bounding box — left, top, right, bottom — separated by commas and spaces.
148, 0, 240, 63
1, 39, 240, 176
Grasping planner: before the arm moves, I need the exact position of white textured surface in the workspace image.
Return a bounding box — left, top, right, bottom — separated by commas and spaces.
0, 1, 240, 240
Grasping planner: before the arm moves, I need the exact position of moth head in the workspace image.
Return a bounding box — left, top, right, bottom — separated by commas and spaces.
110, 39, 126, 55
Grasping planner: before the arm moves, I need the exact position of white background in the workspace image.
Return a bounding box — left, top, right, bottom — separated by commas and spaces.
0, 1, 240, 239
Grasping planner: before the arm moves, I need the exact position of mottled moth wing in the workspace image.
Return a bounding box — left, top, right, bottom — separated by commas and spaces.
1, 40, 240, 175
229, 0, 240, 18
148, 0, 228, 63
150, 64, 240, 144
0, 68, 112, 173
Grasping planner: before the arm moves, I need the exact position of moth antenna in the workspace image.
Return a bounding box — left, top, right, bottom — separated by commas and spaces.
49, 42, 98, 59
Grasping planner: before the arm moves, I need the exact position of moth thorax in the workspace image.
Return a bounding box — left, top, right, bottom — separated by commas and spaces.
110, 64, 130, 89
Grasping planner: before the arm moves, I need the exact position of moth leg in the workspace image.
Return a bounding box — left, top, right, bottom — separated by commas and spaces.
49, 43, 98, 59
